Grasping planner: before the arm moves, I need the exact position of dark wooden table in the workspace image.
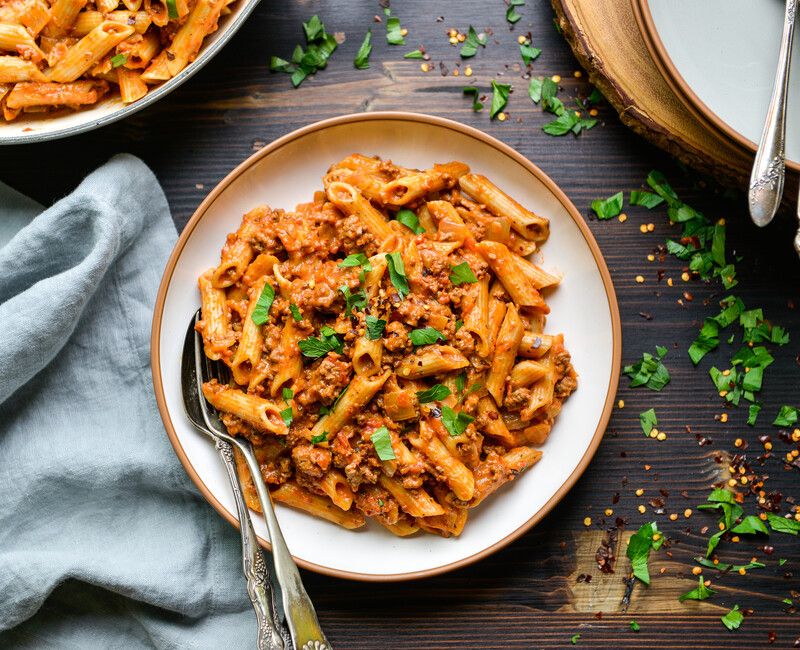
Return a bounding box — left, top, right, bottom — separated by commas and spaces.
3, 1, 800, 648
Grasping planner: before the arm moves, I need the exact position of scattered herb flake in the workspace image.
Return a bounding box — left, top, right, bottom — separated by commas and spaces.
441, 405, 474, 437
460, 25, 487, 58
354, 29, 372, 69
289, 303, 303, 322
519, 42, 541, 65
773, 405, 798, 427
720, 605, 743, 631
506, 0, 524, 24
463, 86, 483, 111
365, 315, 386, 340
310, 431, 328, 445
385, 252, 409, 299
627, 521, 663, 585
623, 347, 671, 391
767, 513, 800, 536
409, 326, 446, 346
490, 80, 511, 119
629, 190, 664, 208
370, 426, 396, 460
449, 262, 478, 285
416, 384, 451, 403
386, 15, 405, 45
629, 620, 640, 632
251, 283, 275, 325
679, 575, 716, 602
639, 408, 658, 436
395, 208, 426, 234
591, 191, 624, 219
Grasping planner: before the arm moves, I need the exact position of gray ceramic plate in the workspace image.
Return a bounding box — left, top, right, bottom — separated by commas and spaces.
0, 0, 260, 145
639, 0, 800, 169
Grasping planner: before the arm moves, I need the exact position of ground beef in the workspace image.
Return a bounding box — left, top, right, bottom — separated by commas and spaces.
291, 444, 331, 479
296, 354, 352, 406
383, 320, 409, 352
505, 387, 532, 412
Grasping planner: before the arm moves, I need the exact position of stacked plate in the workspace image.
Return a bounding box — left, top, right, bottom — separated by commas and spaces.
633, 0, 800, 173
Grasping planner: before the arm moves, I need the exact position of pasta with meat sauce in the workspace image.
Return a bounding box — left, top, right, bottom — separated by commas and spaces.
196, 154, 577, 538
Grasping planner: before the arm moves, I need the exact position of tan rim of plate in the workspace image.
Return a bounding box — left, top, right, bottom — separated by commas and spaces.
632, 0, 794, 172
150, 111, 622, 582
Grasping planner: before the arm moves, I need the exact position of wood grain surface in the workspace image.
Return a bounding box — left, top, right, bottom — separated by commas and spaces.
2, 1, 800, 648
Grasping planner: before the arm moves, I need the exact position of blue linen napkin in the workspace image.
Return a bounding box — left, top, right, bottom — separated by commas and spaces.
0, 155, 255, 649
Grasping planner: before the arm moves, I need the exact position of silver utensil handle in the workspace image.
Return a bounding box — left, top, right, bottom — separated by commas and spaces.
215, 438, 287, 650
234, 441, 331, 650
749, 0, 797, 226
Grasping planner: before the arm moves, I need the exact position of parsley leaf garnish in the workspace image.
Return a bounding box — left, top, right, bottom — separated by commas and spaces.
110, 53, 127, 68
767, 513, 800, 535
463, 86, 484, 111
409, 326, 445, 346
678, 575, 715, 602
693, 557, 764, 572
591, 192, 623, 219
519, 41, 541, 65
490, 80, 511, 119
354, 29, 372, 69
282, 388, 293, 402
506, 0, 524, 23
370, 426, 396, 460
298, 326, 343, 358
289, 303, 303, 322
340, 285, 367, 316
365, 315, 386, 340
629, 620, 640, 632
460, 25, 487, 58
404, 49, 425, 59
385, 12, 405, 45
639, 408, 658, 436
730, 515, 769, 536
251, 283, 275, 325
441, 405, 474, 437
416, 384, 451, 403
773, 405, 798, 427
385, 252, 409, 299
629, 190, 664, 208
271, 15, 338, 87
720, 605, 743, 631
310, 431, 328, 444
455, 372, 466, 394
697, 488, 742, 557
280, 406, 293, 427
623, 347, 670, 391
570, 634, 580, 645
449, 262, 478, 285
627, 521, 664, 585
395, 208, 426, 234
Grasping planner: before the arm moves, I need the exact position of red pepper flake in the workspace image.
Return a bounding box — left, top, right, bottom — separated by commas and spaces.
768, 631, 777, 644
612, 492, 620, 504
595, 611, 603, 620
595, 529, 617, 574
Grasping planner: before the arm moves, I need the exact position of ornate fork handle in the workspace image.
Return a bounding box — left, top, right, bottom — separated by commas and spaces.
231, 438, 332, 650
748, 0, 797, 226
215, 438, 288, 650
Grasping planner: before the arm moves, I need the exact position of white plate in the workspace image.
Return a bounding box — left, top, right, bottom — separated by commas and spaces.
640, 0, 800, 168
0, 0, 260, 145
151, 113, 621, 581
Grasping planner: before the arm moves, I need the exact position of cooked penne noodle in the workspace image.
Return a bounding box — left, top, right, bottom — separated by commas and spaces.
116, 66, 147, 103
202, 381, 288, 435
486, 303, 524, 405
459, 173, 550, 242
5, 79, 107, 108
272, 483, 365, 529
197, 154, 576, 537
47, 21, 134, 82
396, 345, 469, 379
0, 24, 44, 60
45, 0, 88, 36
164, 0, 225, 76
0, 56, 47, 82
310, 371, 391, 441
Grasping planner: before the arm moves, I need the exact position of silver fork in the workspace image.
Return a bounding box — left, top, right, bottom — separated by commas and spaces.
182, 314, 289, 650
183, 311, 331, 650
748, 0, 797, 228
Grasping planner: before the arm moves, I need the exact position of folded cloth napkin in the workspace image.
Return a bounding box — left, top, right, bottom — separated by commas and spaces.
0, 155, 255, 649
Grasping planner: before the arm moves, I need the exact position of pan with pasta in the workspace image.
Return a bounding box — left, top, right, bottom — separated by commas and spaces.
195, 154, 577, 538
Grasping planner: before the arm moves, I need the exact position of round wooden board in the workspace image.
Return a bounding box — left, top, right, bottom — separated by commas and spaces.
550, 0, 760, 188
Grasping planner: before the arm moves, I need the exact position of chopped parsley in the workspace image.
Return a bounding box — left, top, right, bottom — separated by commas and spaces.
110, 53, 127, 68
678, 575, 715, 602
697, 488, 742, 557
365, 315, 386, 340
354, 29, 372, 69
627, 521, 664, 585
747, 403, 761, 426
460, 25, 487, 58
298, 326, 343, 358
385, 11, 405, 45
310, 431, 328, 444
338, 252, 372, 283
395, 208, 425, 234
449, 262, 478, 285
385, 252, 409, 299
490, 80, 511, 119
639, 408, 658, 436
441, 405, 474, 437
570, 633, 580, 645
270, 15, 338, 88
720, 605, 743, 631
773, 405, 798, 427
416, 384, 451, 403
463, 86, 483, 112
454, 319, 464, 332
251, 283, 275, 325
289, 303, 303, 322
457, 383, 482, 405
279, 406, 293, 427
339, 285, 367, 316
519, 41, 541, 65
731, 515, 769, 536
506, 0, 524, 23
404, 49, 425, 59
623, 346, 670, 391
693, 557, 764, 572
590, 191, 623, 219
455, 373, 466, 393
629, 620, 640, 632
528, 76, 557, 105
370, 426, 396, 461
409, 326, 445, 346
629, 190, 664, 208
282, 388, 293, 402
165, 0, 178, 19
767, 513, 800, 535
